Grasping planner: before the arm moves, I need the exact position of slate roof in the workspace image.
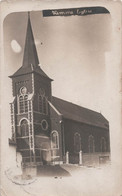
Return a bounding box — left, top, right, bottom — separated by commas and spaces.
52, 96, 109, 129
9, 64, 52, 80
22, 12, 39, 68
9, 13, 52, 81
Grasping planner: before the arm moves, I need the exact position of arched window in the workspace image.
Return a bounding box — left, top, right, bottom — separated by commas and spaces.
19, 96, 24, 113
51, 131, 59, 149
74, 132, 81, 153
24, 95, 28, 112
20, 119, 29, 137
88, 135, 95, 153
38, 88, 48, 114
43, 97, 47, 114
38, 95, 43, 113
100, 137, 106, 152
19, 87, 28, 113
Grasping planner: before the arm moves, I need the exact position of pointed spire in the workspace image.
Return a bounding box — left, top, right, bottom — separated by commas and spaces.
28, 11, 30, 19
9, 12, 53, 81
22, 12, 39, 67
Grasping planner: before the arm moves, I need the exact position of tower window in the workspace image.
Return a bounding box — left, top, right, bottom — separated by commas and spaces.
24, 95, 28, 112
38, 88, 48, 115
51, 131, 59, 149
20, 119, 29, 137
19, 95, 28, 113
19, 87, 28, 113
38, 95, 43, 113
19, 96, 24, 113
74, 132, 81, 153
41, 119, 48, 131
88, 135, 95, 153
43, 97, 47, 114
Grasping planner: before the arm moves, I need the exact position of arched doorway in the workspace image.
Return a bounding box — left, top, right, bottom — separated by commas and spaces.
20, 119, 29, 137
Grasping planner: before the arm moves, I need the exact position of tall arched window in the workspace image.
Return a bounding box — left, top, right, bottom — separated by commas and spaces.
88, 135, 95, 153
38, 88, 48, 114
19, 87, 28, 113
74, 132, 81, 153
24, 95, 28, 112
51, 131, 59, 149
19, 96, 24, 113
43, 97, 47, 114
20, 119, 29, 137
100, 137, 106, 152
38, 95, 43, 113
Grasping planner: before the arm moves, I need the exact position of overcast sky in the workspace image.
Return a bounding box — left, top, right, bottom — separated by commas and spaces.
4, 10, 112, 117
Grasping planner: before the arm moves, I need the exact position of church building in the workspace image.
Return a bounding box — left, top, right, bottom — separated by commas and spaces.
9, 14, 110, 168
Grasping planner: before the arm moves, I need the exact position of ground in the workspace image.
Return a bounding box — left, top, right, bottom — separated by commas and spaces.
1, 164, 122, 196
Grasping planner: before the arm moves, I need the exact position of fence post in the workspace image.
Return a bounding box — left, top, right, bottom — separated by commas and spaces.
79, 150, 82, 165
52, 149, 55, 165
66, 151, 69, 164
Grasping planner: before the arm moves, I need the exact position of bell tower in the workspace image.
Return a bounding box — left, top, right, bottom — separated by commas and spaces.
9, 13, 53, 165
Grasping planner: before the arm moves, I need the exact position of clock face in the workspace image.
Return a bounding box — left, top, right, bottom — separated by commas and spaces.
39, 88, 45, 96
41, 119, 48, 130
20, 87, 27, 95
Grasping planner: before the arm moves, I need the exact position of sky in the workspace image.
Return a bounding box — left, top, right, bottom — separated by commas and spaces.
3, 10, 112, 118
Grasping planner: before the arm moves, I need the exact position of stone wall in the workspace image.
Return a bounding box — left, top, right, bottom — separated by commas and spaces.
82, 152, 110, 167
64, 152, 110, 167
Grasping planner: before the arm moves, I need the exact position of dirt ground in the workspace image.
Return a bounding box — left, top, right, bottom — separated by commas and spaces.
1, 164, 122, 196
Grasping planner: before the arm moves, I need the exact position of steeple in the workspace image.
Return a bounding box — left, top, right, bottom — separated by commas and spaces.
22, 12, 39, 68
10, 12, 52, 81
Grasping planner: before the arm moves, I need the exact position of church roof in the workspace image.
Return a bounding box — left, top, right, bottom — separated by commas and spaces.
9, 64, 52, 80
52, 96, 109, 129
10, 13, 52, 81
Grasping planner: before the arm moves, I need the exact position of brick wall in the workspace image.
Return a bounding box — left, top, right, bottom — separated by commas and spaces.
63, 152, 110, 166
49, 103, 63, 162
63, 119, 110, 154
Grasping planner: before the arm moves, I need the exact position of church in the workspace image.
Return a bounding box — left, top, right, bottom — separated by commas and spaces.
9, 14, 110, 169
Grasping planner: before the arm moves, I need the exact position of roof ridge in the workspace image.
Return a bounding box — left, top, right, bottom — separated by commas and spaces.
9, 65, 53, 80
52, 96, 101, 115
52, 96, 109, 129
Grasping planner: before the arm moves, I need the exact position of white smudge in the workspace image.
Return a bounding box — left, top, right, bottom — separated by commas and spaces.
11, 40, 22, 53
